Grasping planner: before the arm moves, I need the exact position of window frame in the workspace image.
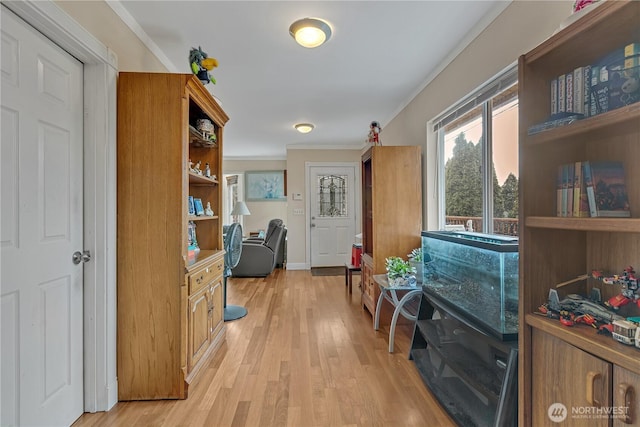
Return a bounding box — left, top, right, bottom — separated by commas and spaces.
434, 63, 518, 235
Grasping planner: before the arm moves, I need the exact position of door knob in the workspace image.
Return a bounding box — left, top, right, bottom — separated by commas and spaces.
72, 250, 92, 265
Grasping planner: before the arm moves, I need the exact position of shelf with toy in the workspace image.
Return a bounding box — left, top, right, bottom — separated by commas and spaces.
189, 125, 217, 148
526, 315, 639, 374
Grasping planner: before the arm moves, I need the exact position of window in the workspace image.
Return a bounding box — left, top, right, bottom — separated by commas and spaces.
317, 174, 348, 217
224, 174, 241, 225
435, 65, 519, 236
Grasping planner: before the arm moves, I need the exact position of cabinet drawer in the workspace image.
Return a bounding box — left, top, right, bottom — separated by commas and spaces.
188, 258, 223, 294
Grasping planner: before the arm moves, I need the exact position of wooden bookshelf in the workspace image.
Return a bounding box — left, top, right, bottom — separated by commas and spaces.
518, 2, 640, 425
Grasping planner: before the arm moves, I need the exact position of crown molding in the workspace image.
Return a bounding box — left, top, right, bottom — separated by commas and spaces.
105, 0, 179, 72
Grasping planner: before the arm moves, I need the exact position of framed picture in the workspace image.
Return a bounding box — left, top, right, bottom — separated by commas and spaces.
194, 198, 205, 216
188, 196, 195, 216
245, 170, 287, 201
187, 220, 198, 247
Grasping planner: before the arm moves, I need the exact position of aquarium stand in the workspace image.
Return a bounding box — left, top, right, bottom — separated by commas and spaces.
410, 291, 518, 427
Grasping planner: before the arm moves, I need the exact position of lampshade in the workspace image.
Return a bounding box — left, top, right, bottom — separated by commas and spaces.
294, 123, 314, 134
289, 18, 332, 48
231, 201, 251, 216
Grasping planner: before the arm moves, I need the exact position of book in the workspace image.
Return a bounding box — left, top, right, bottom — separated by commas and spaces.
188, 195, 195, 216
565, 72, 574, 113
572, 161, 580, 217
566, 162, 574, 217
527, 112, 583, 135
573, 67, 584, 115
583, 161, 597, 217
194, 198, 205, 216
561, 164, 569, 217
550, 78, 558, 115
592, 65, 611, 115
558, 74, 566, 113
586, 161, 631, 217
557, 165, 563, 217
573, 161, 589, 217
583, 65, 591, 117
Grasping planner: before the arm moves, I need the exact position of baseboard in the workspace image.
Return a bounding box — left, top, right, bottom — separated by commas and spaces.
285, 262, 308, 270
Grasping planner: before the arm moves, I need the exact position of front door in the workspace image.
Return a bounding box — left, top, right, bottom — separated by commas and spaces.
1, 7, 84, 426
309, 165, 356, 267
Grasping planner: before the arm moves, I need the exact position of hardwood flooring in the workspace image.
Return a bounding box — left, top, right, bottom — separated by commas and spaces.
73, 269, 454, 427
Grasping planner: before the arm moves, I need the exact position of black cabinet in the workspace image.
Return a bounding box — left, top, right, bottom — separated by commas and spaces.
410, 291, 518, 427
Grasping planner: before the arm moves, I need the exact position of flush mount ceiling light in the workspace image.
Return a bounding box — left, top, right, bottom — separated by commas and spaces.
294, 123, 315, 134
289, 18, 332, 48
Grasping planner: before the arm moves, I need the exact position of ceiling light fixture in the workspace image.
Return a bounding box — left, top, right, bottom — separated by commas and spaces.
289, 18, 332, 48
294, 123, 315, 134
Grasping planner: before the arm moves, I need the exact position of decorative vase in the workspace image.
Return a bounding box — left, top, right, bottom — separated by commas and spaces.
410, 261, 423, 284
387, 273, 416, 287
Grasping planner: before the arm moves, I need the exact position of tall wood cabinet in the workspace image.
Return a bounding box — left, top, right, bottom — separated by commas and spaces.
361, 146, 422, 322
117, 72, 228, 400
519, 2, 639, 425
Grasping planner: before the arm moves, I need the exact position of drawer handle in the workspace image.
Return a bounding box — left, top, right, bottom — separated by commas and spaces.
206, 267, 210, 273
586, 371, 602, 407
618, 383, 635, 424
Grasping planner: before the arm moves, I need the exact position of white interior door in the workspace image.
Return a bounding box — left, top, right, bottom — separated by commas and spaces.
1, 7, 84, 426
309, 166, 356, 267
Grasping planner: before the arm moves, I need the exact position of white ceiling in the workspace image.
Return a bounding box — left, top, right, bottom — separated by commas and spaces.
113, 1, 509, 159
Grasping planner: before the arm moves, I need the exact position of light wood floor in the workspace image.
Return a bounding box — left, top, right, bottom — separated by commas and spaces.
73, 269, 454, 427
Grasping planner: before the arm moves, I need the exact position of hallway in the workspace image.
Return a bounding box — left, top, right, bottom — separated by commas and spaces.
74, 269, 453, 426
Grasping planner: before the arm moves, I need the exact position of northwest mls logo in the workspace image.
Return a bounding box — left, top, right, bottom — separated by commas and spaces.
548, 403, 568, 423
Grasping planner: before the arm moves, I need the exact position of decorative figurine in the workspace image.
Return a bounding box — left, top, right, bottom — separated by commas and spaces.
367, 121, 382, 146
611, 319, 638, 346
189, 159, 196, 173
204, 162, 211, 178
193, 160, 202, 175
205, 202, 214, 216
591, 266, 639, 309
189, 46, 218, 85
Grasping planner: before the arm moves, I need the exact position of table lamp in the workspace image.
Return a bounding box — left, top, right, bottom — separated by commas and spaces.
231, 200, 250, 223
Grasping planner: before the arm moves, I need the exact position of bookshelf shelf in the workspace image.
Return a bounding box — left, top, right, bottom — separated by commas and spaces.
188, 215, 219, 222
525, 216, 640, 232
189, 172, 218, 185
527, 104, 640, 146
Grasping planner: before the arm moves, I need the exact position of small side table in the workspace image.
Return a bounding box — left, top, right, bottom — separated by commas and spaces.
373, 274, 421, 353
344, 263, 361, 294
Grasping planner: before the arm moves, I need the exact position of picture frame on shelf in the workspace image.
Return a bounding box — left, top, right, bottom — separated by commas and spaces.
188, 196, 195, 216
245, 170, 287, 201
194, 198, 205, 216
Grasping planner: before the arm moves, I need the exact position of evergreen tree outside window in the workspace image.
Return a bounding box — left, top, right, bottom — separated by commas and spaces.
435, 65, 519, 236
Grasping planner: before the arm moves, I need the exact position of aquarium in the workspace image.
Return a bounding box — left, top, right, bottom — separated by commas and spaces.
421, 231, 519, 341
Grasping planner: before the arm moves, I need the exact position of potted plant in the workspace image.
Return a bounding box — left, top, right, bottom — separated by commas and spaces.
385, 256, 416, 287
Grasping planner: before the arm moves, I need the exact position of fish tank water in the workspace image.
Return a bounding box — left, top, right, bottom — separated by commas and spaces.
421, 231, 519, 341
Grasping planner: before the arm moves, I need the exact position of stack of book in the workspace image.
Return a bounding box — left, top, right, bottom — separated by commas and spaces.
529, 42, 639, 136
556, 161, 630, 218
550, 42, 639, 118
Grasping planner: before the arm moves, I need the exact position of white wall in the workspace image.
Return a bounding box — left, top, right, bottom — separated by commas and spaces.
55, 0, 168, 72
383, 0, 574, 231
223, 159, 288, 235
286, 148, 363, 267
